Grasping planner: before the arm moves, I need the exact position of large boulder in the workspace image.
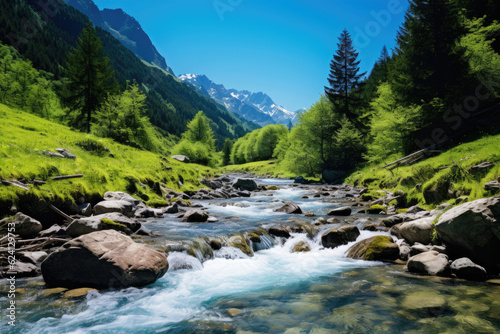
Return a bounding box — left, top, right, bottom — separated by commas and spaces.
407, 251, 451, 277
94, 200, 135, 217
13, 213, 43, 237
294, 176, 309, 184
41, 230, 168, 289
232, 178, 258, 192
347, 236, 399, 262
66, 213, 141, 238
327, 206, 352, 216
268, 226, 291, 238
181, 209, 209, 223
274, 203, 302, 214
390, 217, 435, 245
321, 225, 360, 249
451, 258, 487, 281
435, 197, 500, 272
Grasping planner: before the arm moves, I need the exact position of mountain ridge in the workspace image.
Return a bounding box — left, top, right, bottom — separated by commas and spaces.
65, 0, 174, 74
179, 74, 299, 127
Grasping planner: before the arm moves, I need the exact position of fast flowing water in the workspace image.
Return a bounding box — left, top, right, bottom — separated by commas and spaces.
2, 178, 500, 333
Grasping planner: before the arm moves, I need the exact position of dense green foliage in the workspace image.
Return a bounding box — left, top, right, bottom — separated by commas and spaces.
230, 124, 288, 165
174, 111, 217, 166
0, 43, 64, 120
0, 0, 257, 147
227, 0, 500, 185
93, 83, 166, 152
63, 23, 118, 133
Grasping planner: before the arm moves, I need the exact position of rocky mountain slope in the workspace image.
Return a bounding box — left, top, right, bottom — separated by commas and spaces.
65, 0, 174, 74
179, 74, 299, 127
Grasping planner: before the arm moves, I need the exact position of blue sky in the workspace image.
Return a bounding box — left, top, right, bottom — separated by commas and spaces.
93, 0, 409, 111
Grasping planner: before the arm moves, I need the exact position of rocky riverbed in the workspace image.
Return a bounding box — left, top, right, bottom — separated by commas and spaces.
1, 174, 499, 333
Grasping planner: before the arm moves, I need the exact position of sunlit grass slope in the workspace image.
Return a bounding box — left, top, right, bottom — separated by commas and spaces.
0, 103, 215, 213
347, 135, 500, 208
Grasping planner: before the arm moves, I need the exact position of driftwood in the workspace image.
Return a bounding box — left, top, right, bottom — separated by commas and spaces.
31, 179, 47, 185
49, 204, 75, 223
381, 148, 443, 169
1, 180, 29, 190
51, 174, 83, 181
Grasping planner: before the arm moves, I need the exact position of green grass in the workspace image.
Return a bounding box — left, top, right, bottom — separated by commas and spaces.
346, 134, 500, 208
0, 104, 216, 216
220, 160, 300, 179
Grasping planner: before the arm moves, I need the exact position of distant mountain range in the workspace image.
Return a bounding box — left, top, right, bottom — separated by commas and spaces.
65, 0, 174, 74
179, 74, 300, 127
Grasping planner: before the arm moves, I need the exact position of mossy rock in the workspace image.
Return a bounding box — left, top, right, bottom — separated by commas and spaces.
291, 241, 311, 253
367, 204, 387, 214
347, 236, 399, 262
100, 218, 126, 228
266, 186, 279, 191
170, 198, 192, 207
147, 198, 168, 208
229, 235, 253, 257
246, 232, 261, 243
41, 287, 68, 298
63, 288, 98, 298
397, 209, 408, 214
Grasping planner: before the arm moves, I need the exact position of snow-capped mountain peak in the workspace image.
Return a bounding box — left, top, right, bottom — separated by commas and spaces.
179, 74, 299, 127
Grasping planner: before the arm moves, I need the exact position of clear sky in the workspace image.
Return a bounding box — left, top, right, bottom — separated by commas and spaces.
93, 0, 409, 111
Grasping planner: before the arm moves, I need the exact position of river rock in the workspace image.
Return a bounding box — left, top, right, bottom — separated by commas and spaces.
181, 209, 209, 223
94, 200, 135, 217
327, 206, 352, 216
14, 261, 39, 278
275, 203, 303, 214
396, 239, 411, 261
39, 224, 66, 237
232, 178, 258, 191
268, 226, 291, 238
291, 241, 311, 253
406, 206, 426, 214
347, 236, 399, 261
171, 155, 190, 163
390, 217, 435, 245
66, 213, 140, 237
409, 243, 431, 257
41, 230, 168, 289
78, 203, 92, 217
19, 251, 48, 265
321, 226, 360, 249
435, 197, 500, 272
13, 212, 43, 237
407, 251, 451, 276
164, 203, 179, 214
104, 191, 141, 206
294, 176, 308, 184
451, 258, 488, 281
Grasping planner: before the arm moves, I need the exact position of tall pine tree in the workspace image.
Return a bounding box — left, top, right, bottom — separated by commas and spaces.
63, 22, 117, 133
390, 0, 470, 108
325, 29, 366, 123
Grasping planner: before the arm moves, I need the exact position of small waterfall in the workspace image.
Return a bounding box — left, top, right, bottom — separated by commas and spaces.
252, 234, 276, 251
214, 246, 250, 260
167, 252, 203, 271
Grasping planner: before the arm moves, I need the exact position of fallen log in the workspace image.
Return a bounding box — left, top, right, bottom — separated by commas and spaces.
51, 174, 83, 181
1, 180, 29, 190
49, 205, 75, 223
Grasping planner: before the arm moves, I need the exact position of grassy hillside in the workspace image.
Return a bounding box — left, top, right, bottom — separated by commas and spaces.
347, 135, 500, 209
0, 103, 216, 217
221, 160, 299, 179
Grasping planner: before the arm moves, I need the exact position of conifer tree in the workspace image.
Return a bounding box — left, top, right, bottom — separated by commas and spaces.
325, 29, 366, 122
391, 0, 470, 107
63, 22, 117, 133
